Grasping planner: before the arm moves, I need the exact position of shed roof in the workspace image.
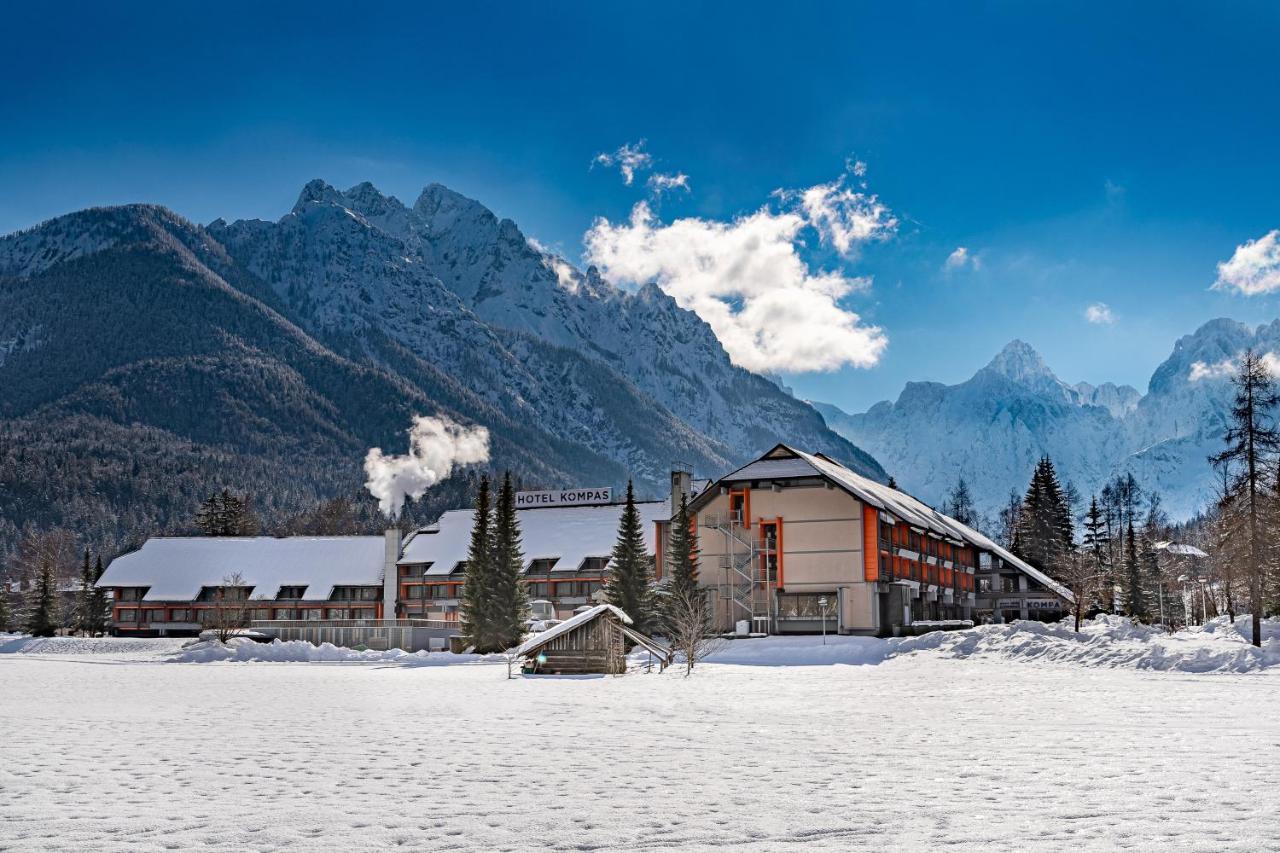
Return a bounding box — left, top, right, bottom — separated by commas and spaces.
96, 536, 387, 602
515, 604, 631, 656
699, 444, 1074, 603
400, 500, 670, 576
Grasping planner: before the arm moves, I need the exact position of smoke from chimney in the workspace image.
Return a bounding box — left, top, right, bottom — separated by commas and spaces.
363, 415, 490, 518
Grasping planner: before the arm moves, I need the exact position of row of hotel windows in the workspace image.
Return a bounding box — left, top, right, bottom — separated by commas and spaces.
115, 607, 378, 623
403, 580, 605, 600
876, 520, 975, 568
116, 586, 381, 603
876, 552, 976, 591
398, 557, 618, 579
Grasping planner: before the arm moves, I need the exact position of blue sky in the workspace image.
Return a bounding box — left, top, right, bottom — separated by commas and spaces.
3, 2, 1278, 411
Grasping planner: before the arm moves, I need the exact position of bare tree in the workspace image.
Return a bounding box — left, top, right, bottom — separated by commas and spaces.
206, 572, 252, 643
665, 587, 724, 676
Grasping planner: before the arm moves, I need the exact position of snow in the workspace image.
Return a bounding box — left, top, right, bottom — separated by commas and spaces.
96, 535, 388, 601
402, 501, 669, 576
171, 637, 499, 665
2, 627, 1277, 852
515, 603, 631, 656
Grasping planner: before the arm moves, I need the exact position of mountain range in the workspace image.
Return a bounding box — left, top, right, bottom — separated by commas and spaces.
816, 318, 1280, 522
0, 181, 882, 556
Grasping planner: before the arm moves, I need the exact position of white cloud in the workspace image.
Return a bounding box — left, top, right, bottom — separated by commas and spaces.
528, 237, 580, 293
792, 169, 897, 258
647, 172, 690, 195
1213, 229, 1280, 295
1188, 358, 1236, 382
944, 246, 979, 273
1262, 352, 1280, 377
1084, 302, 1115, 325
583, 189, 888, 373
593, 141, 653, 186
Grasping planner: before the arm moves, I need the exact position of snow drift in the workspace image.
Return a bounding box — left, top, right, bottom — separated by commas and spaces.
889, 615, 1280, 673
170, 637, 501, 665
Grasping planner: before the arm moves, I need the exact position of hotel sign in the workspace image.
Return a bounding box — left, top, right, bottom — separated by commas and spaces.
515, 487, 612, 508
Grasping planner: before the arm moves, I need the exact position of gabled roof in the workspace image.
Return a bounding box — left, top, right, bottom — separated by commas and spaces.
400, 500, 670, 576
696, 444, 1074, 603
515, 604, 631, 656
96, 536, 387, 602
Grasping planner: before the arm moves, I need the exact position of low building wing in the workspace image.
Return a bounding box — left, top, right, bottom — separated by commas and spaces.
96, 536, 388, 602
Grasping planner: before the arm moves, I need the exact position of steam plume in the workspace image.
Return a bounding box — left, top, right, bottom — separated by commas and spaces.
363, 415, 490, 518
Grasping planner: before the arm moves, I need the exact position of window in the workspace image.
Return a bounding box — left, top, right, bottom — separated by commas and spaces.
197, 586, 251, 602
274, 608, 297, 620
557, 581, 583, 597
777, 593, 836, 619
143, 609, 165, 623
527, 582, 550, 598
328, 608, 349, 620
118, 609, 137, 623
251, 608, 271, 621
1001, 575, 1019, 593
352, 608, 376, 620
977, 577, 992, 593
428, 585, 453, 600
329, 586, 379, 601
451, 561, 468, 575
528, 558, 559, 574
305, 608, 323, 621
578, 557, 609, 574
170, 609, 191, 622
406, 585, 426, 600
761, 553, 779, 584
117, 587, 148, 602
398, 563, 433, 579
276, 586, 307, 600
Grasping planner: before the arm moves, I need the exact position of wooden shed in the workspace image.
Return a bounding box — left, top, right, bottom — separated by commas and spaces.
515, 604, 670, 675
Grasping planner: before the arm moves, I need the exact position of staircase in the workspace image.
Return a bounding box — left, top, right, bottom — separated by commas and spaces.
702, 512, 759, 625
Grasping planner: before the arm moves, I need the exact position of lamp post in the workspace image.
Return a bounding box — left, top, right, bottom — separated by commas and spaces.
818, 596, 829, 645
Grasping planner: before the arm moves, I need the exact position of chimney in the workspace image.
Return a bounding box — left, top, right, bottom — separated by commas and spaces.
383, 527, 402, 621
670, 468, 692, 517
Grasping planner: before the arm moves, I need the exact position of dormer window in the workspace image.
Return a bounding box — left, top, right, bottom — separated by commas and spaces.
276, 586, 307, 600
527, 558, 559, 575
579, 557, 609, 574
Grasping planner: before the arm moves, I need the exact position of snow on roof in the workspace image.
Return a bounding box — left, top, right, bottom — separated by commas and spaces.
400, 501, 670, 576
706, 445, 1074, 603
1156, 541, 1209, 557
515, 603, 632, 657
96, 537, 387, 602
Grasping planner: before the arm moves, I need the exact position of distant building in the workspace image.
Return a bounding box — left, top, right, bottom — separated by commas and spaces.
677, 444, 1072, 636
97, 536, 395, 636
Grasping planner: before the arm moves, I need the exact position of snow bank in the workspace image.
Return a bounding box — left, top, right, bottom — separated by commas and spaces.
890, 615, 1280, 673
706, 634, 891, 667
0, 634, 186, 656
171, 637, 501, 666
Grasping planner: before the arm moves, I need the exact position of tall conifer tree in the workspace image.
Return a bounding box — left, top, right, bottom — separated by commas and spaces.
1122, 520, 1147, 620
605, 481, 656, 633
490, 471, 529, 650
460, 474, 495, 651
663, 494, 701, 631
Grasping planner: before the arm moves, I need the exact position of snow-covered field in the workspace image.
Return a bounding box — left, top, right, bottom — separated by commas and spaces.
2, 620, 1278, 852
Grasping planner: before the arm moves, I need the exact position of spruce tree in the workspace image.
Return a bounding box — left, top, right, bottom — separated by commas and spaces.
0, 579, 10, 632
489, 471, 529, 650
459, 474, 495, 651
88, 555, 109, 636
663, 494, 701, 631
75, 548, 94, 635
23, 554, 60, 637
195, 490, 260, 536
945, 476, 977, 527
1122, 520, 1147, 621
1015, 456, 1075, 578
605, 480, 656, 633
1082, 496, 1111, 612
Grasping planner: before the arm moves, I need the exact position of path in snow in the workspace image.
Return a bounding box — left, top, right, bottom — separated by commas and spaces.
2, 642, 1278, 851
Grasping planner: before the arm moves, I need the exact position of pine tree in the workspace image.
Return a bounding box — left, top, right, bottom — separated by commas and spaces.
1082, 496, 1111, 612
489, 471, 529, 651
0, 579, 10, 632
459, 474, 495, 651
886, 476, 898, 490
75, 548, 94, 635
605, 481, 657, 633
88, 555, 109, 636
945, 476, 977, 527
195, 490, 260, 536
663, 494, 702, 631
1122, 520, 1147, 621
23, 551, 60, 637
1210, 349, 1280, 647
1015, 457, 1075, 578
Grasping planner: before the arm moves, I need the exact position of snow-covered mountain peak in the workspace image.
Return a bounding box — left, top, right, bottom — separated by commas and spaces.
291, 178, 347, 215
984, 339, 1057, 384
